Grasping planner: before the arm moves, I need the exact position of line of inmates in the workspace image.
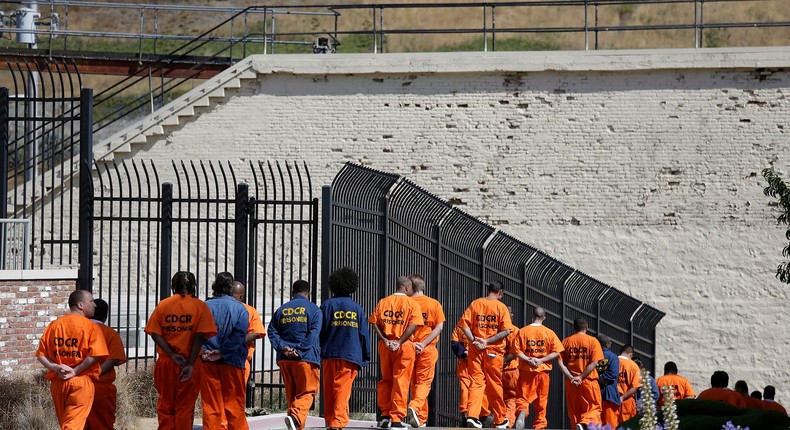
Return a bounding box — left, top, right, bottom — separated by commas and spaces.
34, 268, 787, 430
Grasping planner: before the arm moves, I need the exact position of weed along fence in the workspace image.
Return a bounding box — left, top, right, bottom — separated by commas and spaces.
321, 162, 665, 428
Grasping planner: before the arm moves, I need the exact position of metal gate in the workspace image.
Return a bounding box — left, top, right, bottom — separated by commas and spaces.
321, 162, 665, 428
89, 158, 318, 410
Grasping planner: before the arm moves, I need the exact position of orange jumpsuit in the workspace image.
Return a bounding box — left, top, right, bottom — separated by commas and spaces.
36, 313, 109, 430
502, 331, 520, 427
408, 294, 446, 425
697, 387, 746, 408
368, 292, 424, 424
456, 297, 513, 423
145, 294, 217, 430
511, 323, 564, 429
86, 322, 128, 430
616, 357, 641, 424
451, 327, 472, 415
762, 400, 788, 415
656, 373, 696, 405
243, 302, 266, 383
559, 332, 604, 428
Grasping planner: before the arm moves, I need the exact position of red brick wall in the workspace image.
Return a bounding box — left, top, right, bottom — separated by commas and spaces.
0, 278, 75, 375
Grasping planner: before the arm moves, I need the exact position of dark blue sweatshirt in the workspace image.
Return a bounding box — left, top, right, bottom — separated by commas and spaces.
598, 347, 622, 405
267, 295, 322, 366
320, 296, 370, 369
203, 295, 249, 369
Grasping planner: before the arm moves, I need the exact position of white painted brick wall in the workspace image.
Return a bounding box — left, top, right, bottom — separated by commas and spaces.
115, 50, 790, 400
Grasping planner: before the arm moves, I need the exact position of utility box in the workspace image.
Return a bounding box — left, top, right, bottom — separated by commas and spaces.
15, 8, 40, 45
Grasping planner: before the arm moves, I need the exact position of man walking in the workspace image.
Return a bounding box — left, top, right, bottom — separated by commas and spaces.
596, 335, 620, 428
86, 298, 128, 430
405, 274, 445, 428
268, 280, 322, 430
368, 276, 424, 428
557, 318, 604, 430
656, 361, 695, 405
201, 272, 250, 430
456, 281, 514, 429
36, 290, 109, 430
231, 280, 266, 384
510, 306, 563, 429
145, 271, 217, 430
616, 345, 641, 425
320, 267, 370, 430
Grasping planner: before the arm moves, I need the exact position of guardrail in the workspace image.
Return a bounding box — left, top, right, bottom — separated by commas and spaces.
0, 218, 31, 270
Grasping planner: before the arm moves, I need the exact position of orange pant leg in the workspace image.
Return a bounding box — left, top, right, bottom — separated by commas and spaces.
503, 368, 519, 425
601, 400, 620, 428
221, 365, 248, 430
322, 359, 358, 429
456, 359, 470, 414
50, 375, 95, 430
244, 359, 252, 388
409, 344, 439, 425
377, 341, 416, 423
483, 353, 507, 423
279, 360, 319, 430
565, 379, 581, 427
154, 355, 202, 430
466, 348, 487, 420
577, 379, 602, 427
618, 397, 637, 424
516, 371, 550, 429
86, 380, 116, 430
201, 362, 226, 430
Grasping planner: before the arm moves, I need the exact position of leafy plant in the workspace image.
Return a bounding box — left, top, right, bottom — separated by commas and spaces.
762, 168, 790, 283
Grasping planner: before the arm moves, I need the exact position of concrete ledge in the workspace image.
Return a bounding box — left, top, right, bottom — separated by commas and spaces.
251, 47, 790, 75
0, 269, 78, 281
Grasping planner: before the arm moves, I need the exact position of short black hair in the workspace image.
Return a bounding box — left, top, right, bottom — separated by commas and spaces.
94, 298, 109, 322
664, 361, 678, 374
172, 271, 197, 297
620, 344, 634, 355
764, 385, 776, 400
632, 356, 645, 369
292, 279, 310, 295
573, 318, 588, 332
487, 281, 503, 294
597, 334, 612, 349
751, 390, 763, 400
212, 272, 234, 297
734, 380, 749, 395
329, 267, 359, 297
711, 371, 729, 388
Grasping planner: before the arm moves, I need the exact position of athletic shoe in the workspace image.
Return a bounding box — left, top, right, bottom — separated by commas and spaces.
575, 424, 587, 430
481, 415, 495, 428
378, 417, 391, 428
494, 418, 510, 428
407, 407, 420, 428
284, 415, 297, 430
466, 417, 483, 428
390, 422, 409, 428
514, 410, 526, 429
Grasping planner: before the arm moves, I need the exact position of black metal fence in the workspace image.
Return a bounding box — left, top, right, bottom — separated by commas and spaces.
89, 159, 318, 410
321, 162, 665, 428
0, 59, 92, 275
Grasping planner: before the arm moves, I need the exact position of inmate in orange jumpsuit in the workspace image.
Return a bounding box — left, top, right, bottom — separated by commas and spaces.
36, 313, 109, 430
559, 332, 604, 428
451, 327, 472, 415
742, 394, 764, 410
502, 330, 520, 427
368, 292, 424, 424
243, 302, 265, 383
145, 294, 217, 430
86, 322, 128, 430
697, 387, 746, 408
616, 356, 641, 424
656, 373, 696, 405
511, 323, 564, 429
762, 400, 788, 415
409, 294, 446, 426
456, 297, 513, 424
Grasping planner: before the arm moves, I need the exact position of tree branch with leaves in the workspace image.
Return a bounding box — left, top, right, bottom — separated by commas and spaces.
762, 168, 790, 283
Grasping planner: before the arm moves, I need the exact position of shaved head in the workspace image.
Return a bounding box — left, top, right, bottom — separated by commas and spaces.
396, 276, 412, 292
231, 281, 245, 302
532, 306, 546, 322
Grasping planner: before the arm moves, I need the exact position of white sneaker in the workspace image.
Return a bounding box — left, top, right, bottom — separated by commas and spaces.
495, 418, 510, 428
406, 407, 420, 428
514, 410, 526, 429
575, 424, 586, 430
466, 417, 483, 428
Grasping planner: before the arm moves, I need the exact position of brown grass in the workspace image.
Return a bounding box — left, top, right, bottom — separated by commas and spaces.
0, 372, 59, 430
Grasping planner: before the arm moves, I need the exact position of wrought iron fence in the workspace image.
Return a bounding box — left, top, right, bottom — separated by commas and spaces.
321, 162, 665, 428
0, 218, 31, 269
89, 158, 318, 409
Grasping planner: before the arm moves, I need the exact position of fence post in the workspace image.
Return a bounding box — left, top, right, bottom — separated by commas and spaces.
321, 186, 332, 303
159, 182, 173, 301
235, 183, 249, 286
379, 194, 390, 299
0, 88, 8, 271
78, 89, 94, 291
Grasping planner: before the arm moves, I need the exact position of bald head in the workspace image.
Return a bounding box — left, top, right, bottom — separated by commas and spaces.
532, 306, 546, 323
231, 281, 245, 303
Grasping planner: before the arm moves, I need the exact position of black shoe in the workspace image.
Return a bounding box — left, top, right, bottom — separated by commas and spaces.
391, 422, 408, 428
481, 415, 495, 428
378, 417, 391, 428
494, 418, 510, 428
284, 415, 298, 430
467, 417, 483, 428
575, 424, 587, 430
406, 407, 420, 428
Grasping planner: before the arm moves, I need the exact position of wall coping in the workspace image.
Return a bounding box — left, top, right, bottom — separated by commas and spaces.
0, 269, 79, 281
251, 47, 790, 75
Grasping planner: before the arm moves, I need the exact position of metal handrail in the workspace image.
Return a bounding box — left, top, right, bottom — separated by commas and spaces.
0, 218, 31, 270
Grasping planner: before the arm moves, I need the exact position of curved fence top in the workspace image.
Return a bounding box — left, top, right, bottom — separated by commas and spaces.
331, 162, 399, 213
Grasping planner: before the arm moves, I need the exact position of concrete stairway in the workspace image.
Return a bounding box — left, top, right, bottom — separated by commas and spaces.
94, 57, 257, 162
